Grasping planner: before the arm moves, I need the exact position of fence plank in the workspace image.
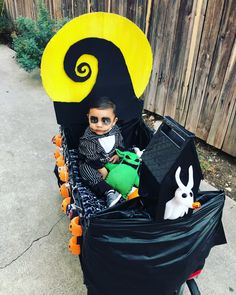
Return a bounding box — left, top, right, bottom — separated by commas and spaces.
144, 0, 168, 112
10, 0, 16, 18
145, 0, 182, 115
134, 0, 148, 32
185, 0, 225, 133
126, 0, 137, 23
154, 0, 182, 115
176, 0, 206, 125
31, 0, 37, 19
46, 0, 53, 18
73, 0, 89, 16
207, 39, 236, 149
110, 0, 127, 16
62, 0, 71, 17
222, 97, 236, 157
144, 0, 152, 36
17, 0, 23, 16
89, 0, 109, 12
22, 0, 27, 17
196, 0, 236, 141
164, 0, 195, 118
52, 0, 62, 19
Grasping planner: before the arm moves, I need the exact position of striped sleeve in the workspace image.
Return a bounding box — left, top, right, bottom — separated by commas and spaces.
78, 139, 104, 169
116, 129, 125, 150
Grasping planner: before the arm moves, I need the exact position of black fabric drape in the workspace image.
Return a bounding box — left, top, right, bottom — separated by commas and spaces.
81, 191, 226, 295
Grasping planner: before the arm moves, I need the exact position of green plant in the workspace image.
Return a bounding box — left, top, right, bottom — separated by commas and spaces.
197, 149, 214, 176
13, 0, 69, 72
198, 154, 211, 173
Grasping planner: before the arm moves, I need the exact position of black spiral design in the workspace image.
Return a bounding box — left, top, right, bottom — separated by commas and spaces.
56, 38, 143, 126
64, 41, 95, 82
75, 62, 92, 81
63, 38, 134, 94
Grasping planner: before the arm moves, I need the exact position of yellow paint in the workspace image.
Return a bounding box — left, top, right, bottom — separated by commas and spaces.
41, 12, 153, 103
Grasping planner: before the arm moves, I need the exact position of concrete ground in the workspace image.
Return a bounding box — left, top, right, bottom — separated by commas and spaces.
0, 44, 235, 295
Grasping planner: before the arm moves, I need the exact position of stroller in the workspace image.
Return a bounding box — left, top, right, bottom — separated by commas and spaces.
53, 116, 226, 295
42, 12, 226, 295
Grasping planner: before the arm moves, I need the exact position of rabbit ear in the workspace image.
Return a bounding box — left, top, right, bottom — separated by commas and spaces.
187, 165, 194, 189
175, 166, 185, 190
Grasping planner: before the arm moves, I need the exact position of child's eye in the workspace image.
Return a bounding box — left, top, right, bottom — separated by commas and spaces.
102, 117, 111, 125
90, 116, 98, 123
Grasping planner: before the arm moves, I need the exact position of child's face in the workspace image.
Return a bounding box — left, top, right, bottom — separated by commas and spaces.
88, 108, 118, 135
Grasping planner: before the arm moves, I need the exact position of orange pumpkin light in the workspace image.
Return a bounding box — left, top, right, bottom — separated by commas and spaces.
56, 155, 65, 167
52, 134, 62, 147
61, 197, 71, 213
68, 236, 81, 255
59, 183, 70, 198
54, 148, 61, 159
58, 166, 69, 182
69, 216, 83, 236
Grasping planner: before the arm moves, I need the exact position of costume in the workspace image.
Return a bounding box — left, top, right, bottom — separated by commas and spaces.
78, 124, 124, 195
42, 13, 226, 294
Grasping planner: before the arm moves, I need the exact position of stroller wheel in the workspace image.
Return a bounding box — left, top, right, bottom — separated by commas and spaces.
59, 183, 70, 198
61, 197, 71, 214
69, 217, 83, 236
186, 279, 201, 295
68, 236, 81, 255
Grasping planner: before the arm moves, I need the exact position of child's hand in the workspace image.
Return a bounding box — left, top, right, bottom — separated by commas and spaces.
109, 155, 120, 163
98, 167, 108, 179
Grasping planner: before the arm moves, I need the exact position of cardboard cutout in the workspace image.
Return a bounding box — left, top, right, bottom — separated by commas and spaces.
41, 12, 152, 102
41, 13, 153, 126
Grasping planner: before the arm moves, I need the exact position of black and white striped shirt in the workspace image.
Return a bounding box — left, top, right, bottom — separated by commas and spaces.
78, 125, 124, 169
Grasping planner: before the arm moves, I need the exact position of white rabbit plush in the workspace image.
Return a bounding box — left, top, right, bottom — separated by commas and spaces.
164, 165, 195, 220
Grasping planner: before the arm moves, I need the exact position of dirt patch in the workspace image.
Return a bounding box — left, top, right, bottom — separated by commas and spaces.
195, 139, 236, 201
142, 111, 236, 201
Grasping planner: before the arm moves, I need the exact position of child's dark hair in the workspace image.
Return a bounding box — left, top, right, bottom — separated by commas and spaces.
89, 97, 117, 115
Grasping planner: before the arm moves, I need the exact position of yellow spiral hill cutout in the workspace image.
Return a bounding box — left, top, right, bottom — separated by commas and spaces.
41, 12, 153, 103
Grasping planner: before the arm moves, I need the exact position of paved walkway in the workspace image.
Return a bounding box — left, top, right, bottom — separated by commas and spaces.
0, 45, 235, 294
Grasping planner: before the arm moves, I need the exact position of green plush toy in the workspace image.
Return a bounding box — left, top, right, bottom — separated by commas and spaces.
105, 149, 141, 198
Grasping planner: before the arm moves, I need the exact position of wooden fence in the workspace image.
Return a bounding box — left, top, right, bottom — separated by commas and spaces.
4, 0, 236, 157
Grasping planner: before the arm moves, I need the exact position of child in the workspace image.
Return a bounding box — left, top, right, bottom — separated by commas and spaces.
78, 97, 124, 207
